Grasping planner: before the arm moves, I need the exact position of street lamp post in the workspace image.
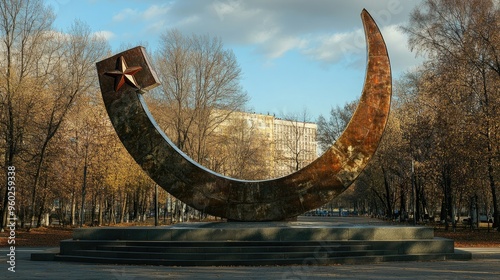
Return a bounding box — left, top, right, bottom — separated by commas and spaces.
154, 184, 159, 226
411, 159, 416, 226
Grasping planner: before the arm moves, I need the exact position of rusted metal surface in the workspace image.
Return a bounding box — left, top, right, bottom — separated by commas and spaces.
96, 9, 392, 221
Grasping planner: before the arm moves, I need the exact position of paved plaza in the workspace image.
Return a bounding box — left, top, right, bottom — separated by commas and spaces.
2, 217, 499, 279
0, 247, 499, 279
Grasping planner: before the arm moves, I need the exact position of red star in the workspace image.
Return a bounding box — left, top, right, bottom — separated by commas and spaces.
105, 56, 142, 91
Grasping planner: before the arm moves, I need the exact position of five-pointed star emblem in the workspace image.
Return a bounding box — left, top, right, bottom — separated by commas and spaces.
104, 56, 142, 91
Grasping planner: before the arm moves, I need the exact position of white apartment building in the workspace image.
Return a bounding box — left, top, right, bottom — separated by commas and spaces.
216, 110, 318, 178
273, 118, 318, 177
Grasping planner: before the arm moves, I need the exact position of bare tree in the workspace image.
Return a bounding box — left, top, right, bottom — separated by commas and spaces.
24, 20, 108, 229
210, 113, 273, 180
316, 100, 358, 153
402, 0, 500, 229
152, 29, 248, 163
0, 0, 56, 229
274, 109, 317, 176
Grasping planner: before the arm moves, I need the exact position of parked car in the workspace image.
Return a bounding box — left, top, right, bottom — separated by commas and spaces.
459, 215, 493, 224
459, 216, 471, 224
479, 214, 493, 223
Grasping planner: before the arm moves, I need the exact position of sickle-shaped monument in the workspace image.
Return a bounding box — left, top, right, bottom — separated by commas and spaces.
96, 9, 391, 221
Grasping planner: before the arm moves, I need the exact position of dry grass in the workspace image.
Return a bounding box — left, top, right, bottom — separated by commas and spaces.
434, 228, 500, 247
1, 226, 73, 247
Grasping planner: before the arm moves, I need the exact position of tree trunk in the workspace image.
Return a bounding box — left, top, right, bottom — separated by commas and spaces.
486, 136, 499, 230
441, 165, 454, 230
2, 111, 16, 229
415, 174, 421, 222
35, 187, 47, 228
28, 141, 50, 231
399, 182, 406, 222
382, 167, 393, 218
419, 180, 429, 221
98, 197, 103, 226
70, 190, 76, 226
120, 193, 128, 223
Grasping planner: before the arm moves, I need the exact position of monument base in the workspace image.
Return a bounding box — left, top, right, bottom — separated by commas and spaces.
32, 217, 471, 265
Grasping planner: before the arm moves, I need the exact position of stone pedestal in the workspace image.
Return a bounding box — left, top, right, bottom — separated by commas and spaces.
32, 217, 471, 265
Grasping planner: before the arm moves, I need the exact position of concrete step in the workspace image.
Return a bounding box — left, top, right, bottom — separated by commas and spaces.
53, 252, 471, 266
70, 248, 397, 260
53, 237, 469, 266
109, 240, 369, 247
59, 238, 456, 255
55, 239, 407, 265
95, 243, 373, 253
72, 224, 436, 241
43, 221, 471, 266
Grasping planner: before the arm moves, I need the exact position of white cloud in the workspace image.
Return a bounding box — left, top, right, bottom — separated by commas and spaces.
94, 30, 115, 41
156, 1, 422, 65
261, 36, 308, 59
141, 4, 172, 20
299, 24, 423, 73
213, 0, 243, 21
302, 29, 365, 65
121, 5, 171, 34
380, 25, 424, 74
176, 15, 201, 27
112, 8, 139, 22
247, 26, 279, 44
381, 25, 424, 74
104, 0, 423, 72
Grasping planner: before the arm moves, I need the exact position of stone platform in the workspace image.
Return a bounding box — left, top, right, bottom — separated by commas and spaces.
32, 216, 471, 266
71, 220, 435, 242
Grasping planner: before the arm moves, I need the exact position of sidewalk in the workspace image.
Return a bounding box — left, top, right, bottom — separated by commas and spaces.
1, 246, 499, 279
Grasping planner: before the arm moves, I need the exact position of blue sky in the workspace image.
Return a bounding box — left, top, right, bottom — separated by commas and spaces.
48, 0, 424, 121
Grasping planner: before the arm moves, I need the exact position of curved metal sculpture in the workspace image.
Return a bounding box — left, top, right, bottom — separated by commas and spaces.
96, 9, 391, 221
